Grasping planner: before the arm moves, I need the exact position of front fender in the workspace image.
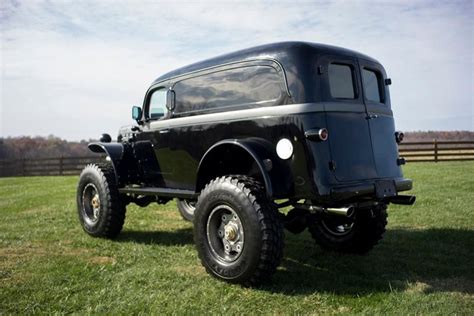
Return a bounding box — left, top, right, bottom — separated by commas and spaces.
88, 142, 125, 184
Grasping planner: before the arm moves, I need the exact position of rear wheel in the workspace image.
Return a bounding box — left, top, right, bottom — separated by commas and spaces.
194, 176, 284, 286
76, 163, 126, 238
176, 199, 196, 222
308, 205, 387, 254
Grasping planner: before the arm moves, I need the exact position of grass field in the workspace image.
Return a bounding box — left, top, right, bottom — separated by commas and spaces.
1, 162, 473, 314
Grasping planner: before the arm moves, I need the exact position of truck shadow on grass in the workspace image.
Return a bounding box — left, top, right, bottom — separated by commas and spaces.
266, 228, 474, 295
113, 227, 473, 295
116, 228, 194, 246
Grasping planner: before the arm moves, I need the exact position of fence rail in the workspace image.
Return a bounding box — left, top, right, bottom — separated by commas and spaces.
0, 140, 473, 177
399, 140, 474, 163
0, 156, 104, 177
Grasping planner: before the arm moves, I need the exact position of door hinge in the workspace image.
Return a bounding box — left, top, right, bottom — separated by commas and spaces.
329, 160, 336, 171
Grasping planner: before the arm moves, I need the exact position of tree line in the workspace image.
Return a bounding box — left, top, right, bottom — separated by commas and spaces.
1, 131, 473, 160
0, 136, 94, 160
403, 131, 474, 142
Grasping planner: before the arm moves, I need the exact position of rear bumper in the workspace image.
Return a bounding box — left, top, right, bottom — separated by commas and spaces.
329, 178, 413, 202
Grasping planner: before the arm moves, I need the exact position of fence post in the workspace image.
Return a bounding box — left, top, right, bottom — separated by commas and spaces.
434, 139, 438, 162
59, 156, 64, 175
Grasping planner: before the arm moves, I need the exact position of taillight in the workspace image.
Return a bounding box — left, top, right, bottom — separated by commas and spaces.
318, 128, 328, 141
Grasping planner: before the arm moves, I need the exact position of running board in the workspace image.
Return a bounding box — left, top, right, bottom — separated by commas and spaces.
119, 187, 197, 199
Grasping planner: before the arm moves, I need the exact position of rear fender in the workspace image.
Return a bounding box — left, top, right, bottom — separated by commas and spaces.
196, 138, 293, 198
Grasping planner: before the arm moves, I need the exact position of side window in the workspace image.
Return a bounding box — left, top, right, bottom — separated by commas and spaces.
328, 63, 356, 99
148, 89, 168, 119
174, 65, 282, 114
362, 68, 384, 103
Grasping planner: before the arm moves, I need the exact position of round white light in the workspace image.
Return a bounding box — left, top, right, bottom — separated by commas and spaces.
276, 138, 293, 160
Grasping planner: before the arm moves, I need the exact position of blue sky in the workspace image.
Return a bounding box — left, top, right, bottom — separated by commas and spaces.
1, 0, 472, 140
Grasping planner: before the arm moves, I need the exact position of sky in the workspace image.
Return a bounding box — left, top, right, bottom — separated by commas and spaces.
0, 0, 473, 141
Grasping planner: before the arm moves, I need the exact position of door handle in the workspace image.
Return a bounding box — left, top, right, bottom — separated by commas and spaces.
305, 129, 321, 140
305, 128, 328, 141
366, 114, 378, 120
159, 129, 170, 134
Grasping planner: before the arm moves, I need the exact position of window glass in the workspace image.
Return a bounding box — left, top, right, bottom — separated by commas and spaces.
362, 68, 383, 103
328, 63, 355, 99
174, 66, 282, 114
148, 89, 167, 119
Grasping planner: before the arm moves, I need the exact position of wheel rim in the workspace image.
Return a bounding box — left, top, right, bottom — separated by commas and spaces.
320, 216, 354, 236
206, 204, 244, 263
82, 183, 100, 224
183, 200, 196, 215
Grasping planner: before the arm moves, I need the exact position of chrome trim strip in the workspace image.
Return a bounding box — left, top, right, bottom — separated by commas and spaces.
148, 103, 325, 130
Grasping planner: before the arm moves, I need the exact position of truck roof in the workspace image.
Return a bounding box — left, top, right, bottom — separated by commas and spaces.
153, 41, 380, 84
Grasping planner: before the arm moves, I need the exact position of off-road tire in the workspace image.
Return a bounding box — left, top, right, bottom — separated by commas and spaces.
308, 205, 388, 254
76, 163, 126, 238
176, 199, 196, 222
194, 176, 284, 286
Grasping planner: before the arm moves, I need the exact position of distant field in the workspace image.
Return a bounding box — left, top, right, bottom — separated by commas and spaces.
1, 162, 473, 314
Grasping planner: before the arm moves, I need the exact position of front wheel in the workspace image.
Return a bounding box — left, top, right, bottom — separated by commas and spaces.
194, 176, 284, 286
76, 163, 126, 238
308, 205, 387, 254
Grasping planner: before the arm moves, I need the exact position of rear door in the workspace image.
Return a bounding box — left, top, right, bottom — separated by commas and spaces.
320, 55, 378, 182
359, 59, 402, 179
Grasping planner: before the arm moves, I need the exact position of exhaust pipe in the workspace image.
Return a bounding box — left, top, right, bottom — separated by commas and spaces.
325, 206, 355, 217
387, 195, 416, 205
293, 204, 354, 217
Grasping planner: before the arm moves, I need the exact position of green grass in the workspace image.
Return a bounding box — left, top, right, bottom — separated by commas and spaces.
1, 162, 473, 314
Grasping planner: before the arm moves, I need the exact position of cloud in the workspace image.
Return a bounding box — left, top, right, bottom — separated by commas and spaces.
1, 0, 472, 140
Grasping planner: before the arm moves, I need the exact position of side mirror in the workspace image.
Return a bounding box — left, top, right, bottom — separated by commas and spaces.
132, 106, 142, 122
167, 89, 176, 111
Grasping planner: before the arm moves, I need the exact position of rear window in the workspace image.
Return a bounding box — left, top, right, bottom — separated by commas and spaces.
362, 68, 384, 103
328, 63, 355, 99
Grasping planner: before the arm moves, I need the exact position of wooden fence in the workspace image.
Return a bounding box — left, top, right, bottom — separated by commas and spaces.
0, 140, 473, 177
0, 156, 104, 178
399, 140, 474, 163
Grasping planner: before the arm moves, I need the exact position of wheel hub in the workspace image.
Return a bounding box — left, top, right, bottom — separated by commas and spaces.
91, 194, 100, 209
207, 205, 245, 262
224, 223, 238, 241
82, 183, 100, 223
91, 194, 100, 219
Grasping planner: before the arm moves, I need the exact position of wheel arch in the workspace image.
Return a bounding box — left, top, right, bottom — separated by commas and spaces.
88, 142, 125, 184
196, 139, 294, 198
